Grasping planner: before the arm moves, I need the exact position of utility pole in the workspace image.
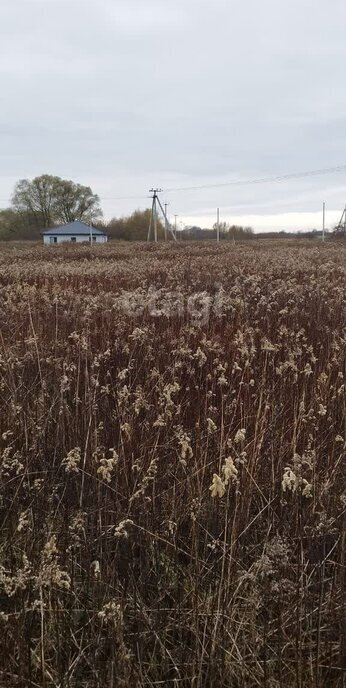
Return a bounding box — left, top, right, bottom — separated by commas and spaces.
89, 215, 93, 245
216, 207, 220, 242
164, 202, 169, 241
174, 214, 178, 240
153, 200, 158, 242
147, 189, 177, 242
334, 204, 346, 236
147, 189, 161, 242
322, 202, 325, 242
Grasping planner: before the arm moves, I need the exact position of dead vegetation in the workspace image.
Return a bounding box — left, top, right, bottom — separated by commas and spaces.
0, 240, 345, 687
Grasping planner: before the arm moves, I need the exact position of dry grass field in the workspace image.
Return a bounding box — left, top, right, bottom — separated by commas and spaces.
0, 240, 345, 687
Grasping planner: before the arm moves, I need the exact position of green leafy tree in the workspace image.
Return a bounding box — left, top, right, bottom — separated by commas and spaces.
54, 179, 102, 224
11, 174, 102, 229
12, 175, 57, 228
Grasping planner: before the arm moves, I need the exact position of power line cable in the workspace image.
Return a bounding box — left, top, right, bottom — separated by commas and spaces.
87, 165, 346, 199
162, 164, 346, 193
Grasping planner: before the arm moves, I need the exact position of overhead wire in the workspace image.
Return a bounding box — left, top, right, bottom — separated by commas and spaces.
86, 164, 346, 199
161, 164, 346, 193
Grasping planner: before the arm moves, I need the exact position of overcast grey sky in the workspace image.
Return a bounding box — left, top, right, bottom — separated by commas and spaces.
1, 0, 346, 230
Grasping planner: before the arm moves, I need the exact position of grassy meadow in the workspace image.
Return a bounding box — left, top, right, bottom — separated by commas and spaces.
0, 240, 345, 687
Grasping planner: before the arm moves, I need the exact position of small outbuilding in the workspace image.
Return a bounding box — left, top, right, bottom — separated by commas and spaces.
42, 220, 108, 245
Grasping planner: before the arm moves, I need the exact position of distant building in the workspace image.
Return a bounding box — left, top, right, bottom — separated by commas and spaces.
42, 220, 107, 245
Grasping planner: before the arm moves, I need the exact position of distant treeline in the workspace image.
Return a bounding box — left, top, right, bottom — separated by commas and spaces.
254, 229, 332, 239
0, 202, 254, 242
107, 210, 165, 241
107, 219, 256, 241
0, 206, 337, 242
182, 224, 254, 240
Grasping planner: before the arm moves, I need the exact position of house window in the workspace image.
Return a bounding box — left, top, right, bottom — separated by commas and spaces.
71, 237, 76, 242
89, 236, 97, 242
50, 236, 57, 244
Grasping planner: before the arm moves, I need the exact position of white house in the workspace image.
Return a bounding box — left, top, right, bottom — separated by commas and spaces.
42, 220, 108, 245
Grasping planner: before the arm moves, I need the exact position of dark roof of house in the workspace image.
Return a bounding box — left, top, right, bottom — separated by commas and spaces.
42, 220, 106, 236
